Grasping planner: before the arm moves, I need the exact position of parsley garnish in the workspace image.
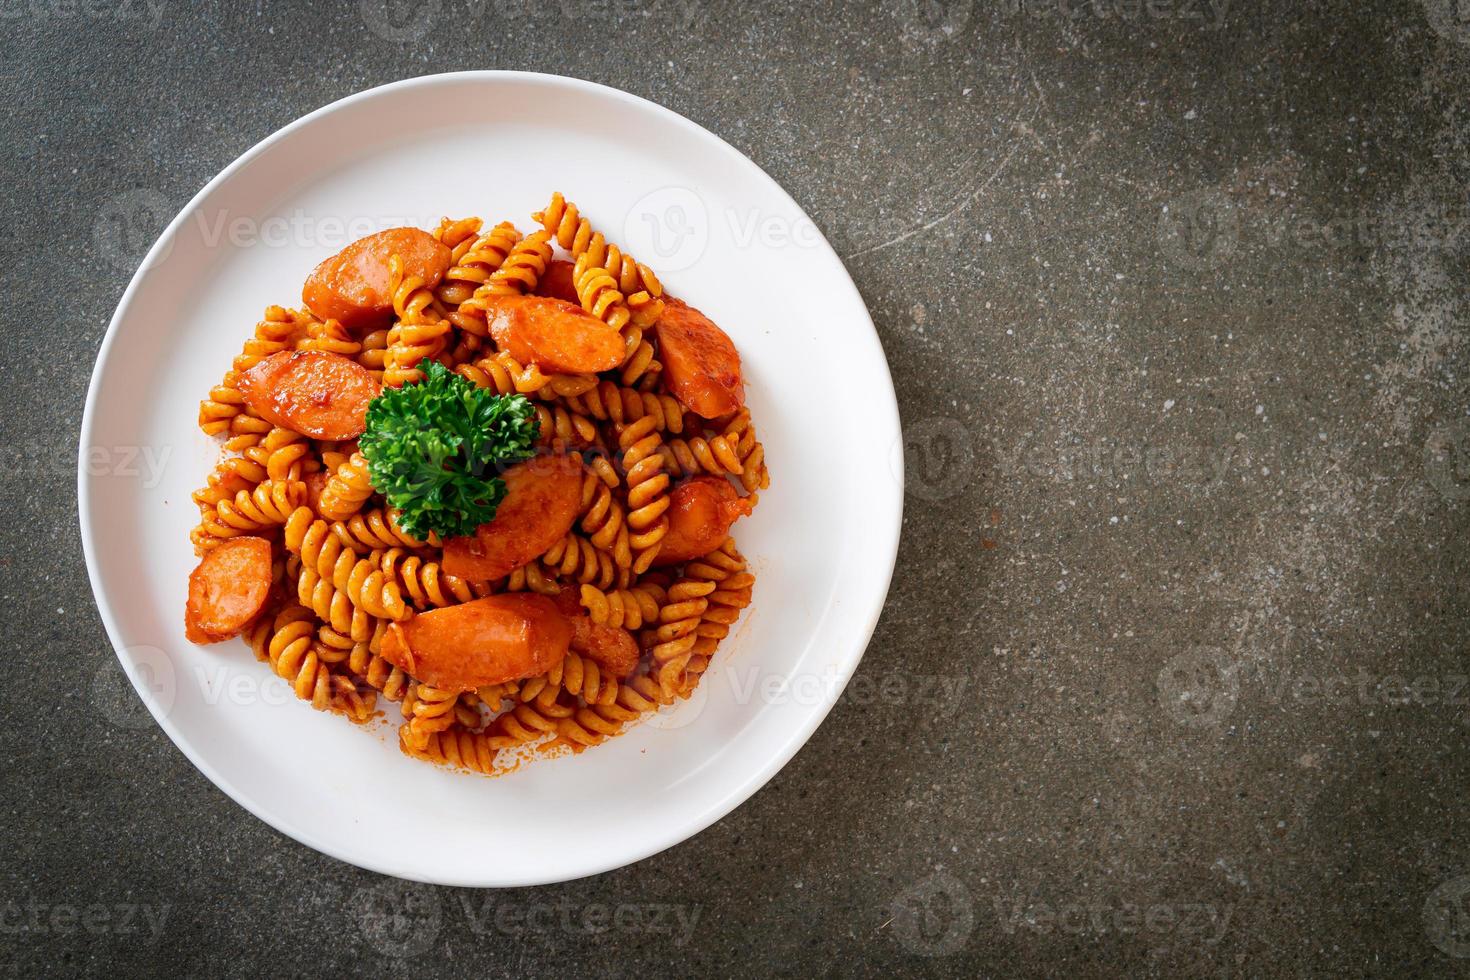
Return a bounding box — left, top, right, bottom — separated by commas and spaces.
358, 359, 538, 540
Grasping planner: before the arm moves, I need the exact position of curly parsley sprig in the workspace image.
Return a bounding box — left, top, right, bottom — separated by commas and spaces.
358, 359, 539, 540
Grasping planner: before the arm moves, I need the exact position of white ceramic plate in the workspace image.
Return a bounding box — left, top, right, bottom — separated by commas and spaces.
79, 72, 902, 886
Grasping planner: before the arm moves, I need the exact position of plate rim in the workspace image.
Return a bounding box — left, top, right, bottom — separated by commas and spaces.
77, 69, 904, 886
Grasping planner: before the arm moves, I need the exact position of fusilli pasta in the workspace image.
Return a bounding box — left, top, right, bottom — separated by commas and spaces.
318, 451, 374, 521
185, 198, 766, 777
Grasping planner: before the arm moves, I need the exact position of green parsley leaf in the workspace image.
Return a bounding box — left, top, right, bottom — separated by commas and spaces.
358, 359, 539, 540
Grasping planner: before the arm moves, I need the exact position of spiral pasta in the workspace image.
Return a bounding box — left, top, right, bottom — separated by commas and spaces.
433, 215, 483, 257
251, 605, 375, 721
318, 620, 411, 704
329, 506, 433, 552
485, 698, 574, 748
191, 459, 253, 508
454, 350, 598, 404
617, 415, 671, 573
567, 249, 656, 386
283, 506, 410, 624
384, 254, 452, 387
401, 683, 460, 751
224, 427, 314, 483
299, 317, 361, 357
534, 402, 599, 446
518, 650, 619, 708
645, 578, 715, 699
534, 192, 665, 327
660, 409, 770, 492
378, 547, 488, 608
404, 729, 500, 774
441, 221, 522, 327
571, 252, 631, 332
578, 464, 633, 568
616, 332, 660, 389
562, 381, 685, 433
682, 540, 754, 688
223, 477, 305, 529
554, 669, 683, 750
189, 469, 256, 553
357, 327, 389, 380
533, 194, 661, 385
478, 229, 553, 296
197, 383, 251, 438
502, 560, 561, 596
540, 534, 622, 589
579, 582, 665, 630
235, 306, 317, 369
186, 202, 766, 777
205, 479, 305, 535
318, 451, 374, 521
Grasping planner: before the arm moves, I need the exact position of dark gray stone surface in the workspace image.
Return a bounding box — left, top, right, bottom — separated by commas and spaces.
3, 0, 1469, 975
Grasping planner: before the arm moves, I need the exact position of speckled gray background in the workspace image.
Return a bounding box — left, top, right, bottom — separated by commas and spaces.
3, 0, 1469, 975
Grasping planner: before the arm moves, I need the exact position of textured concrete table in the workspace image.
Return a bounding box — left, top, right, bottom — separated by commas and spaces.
5, 1, 1469, 975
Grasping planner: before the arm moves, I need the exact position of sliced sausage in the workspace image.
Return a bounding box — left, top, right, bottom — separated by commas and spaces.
185, 537, 273, 642
302, 227, 451, 330
238, 350, 381, 440
380, 593, 571, 692
485, 294, 624, 374
441, 454, 584, 580
654, 298, 744, 418
653, 476, 754, 566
